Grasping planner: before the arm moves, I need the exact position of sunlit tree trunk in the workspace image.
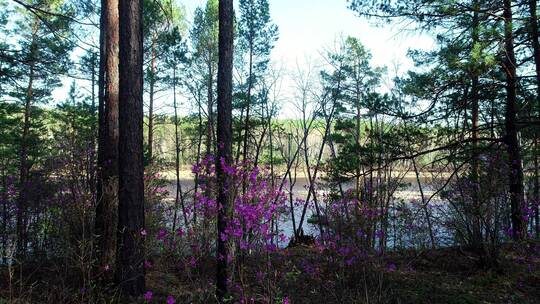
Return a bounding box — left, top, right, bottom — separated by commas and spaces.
207, 60, 215, 157
147, 38, 157, 162
242, 42, 254, 163
193, 93, 204, 226
172, 66, 188, 231
95, 0, 119, 276
88, 51, 97, 195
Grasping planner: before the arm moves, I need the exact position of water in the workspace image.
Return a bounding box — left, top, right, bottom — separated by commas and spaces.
163, 173, 449, 248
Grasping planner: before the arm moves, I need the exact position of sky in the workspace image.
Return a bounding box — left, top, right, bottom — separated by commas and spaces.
180, 0, 435, 118
184, 0, 434, 71
51, 0, 435, 118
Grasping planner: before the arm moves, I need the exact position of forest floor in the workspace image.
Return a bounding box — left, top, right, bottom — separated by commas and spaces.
1, 241, 539, 303
143, 241, 540, 304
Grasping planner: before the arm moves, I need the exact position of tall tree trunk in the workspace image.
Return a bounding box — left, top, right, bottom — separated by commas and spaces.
235, 107, 245, 162
267, 103, 275, 188
116, 0, 145, 295
216, 0, 234, 300
503, 0, 525, 240
470, 0, 483, 250
95, 0, 119, 276
242, 46, 254, 163
528, 0, 540, 238
97, 0, 106, 221
253, 123, 268, 167
355, 88, 361, 203
147, 38, 157, 162
286, 133, 297, 237
1, 172, 7, 264
16, 21, 38, 258
207, 62, 214, 156
172, 66, 188, 231
193, 94, 204, 226
89, 51, 97, 195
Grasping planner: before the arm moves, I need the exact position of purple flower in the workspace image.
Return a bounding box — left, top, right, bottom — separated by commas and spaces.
265, 243, 277, 252
157, 228, 168, 240
166, 295, 176, 304
220, 157, 236, 175
256, 271, 265, 283
144, 260, 153, 269
189, 256, 196, 268
140, 229, 148, 237
143, 290, 153, 301
283, 296, 290, 304
387, 262, 397, 272
191, 163, 201, 174
506, 226, 514, 237
338, 246, 351, 257
240, 240, 249, 250
176, 228, 184, 237
345, 256, 357, 266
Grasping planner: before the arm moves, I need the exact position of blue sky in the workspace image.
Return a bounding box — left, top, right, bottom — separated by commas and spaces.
50, 0, 435, 118
183, 0, 434, 118
184, 0, 434, 74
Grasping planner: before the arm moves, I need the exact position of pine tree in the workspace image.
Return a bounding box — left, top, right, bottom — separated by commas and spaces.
3, 0, 74, 258
116, 0, 145, 295
237, 0, 278, 162
216, 0, 234, 300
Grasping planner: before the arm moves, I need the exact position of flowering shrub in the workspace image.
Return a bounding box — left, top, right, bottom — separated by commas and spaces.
188, 156, 288, 255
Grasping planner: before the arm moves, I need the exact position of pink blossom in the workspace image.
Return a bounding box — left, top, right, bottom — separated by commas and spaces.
387, 262, 397, 272
189, 256, 196, 268
143, 290, 153, 301
157, 228, 168, 240
166, 295, 176, 304
176, 228, 184, 237
144, 260, 153, 269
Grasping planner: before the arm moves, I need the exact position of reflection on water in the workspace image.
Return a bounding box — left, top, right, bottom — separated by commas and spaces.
164, 174, 450, 249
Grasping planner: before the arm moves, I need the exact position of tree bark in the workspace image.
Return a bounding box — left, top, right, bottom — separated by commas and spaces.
147, 38, 156, 162
89, 51, 97, 195
207, 61, 214, 157
95, 0, 119, 277
470, 0, 483, 250
527, 0, 540, 238
242, 46, 254, 163
16, 20, 39, 259
193, 93, 204, 226
216, 0, 234, 300
503, 0, 525, 240
172, 66, 188, 231
116, 0, 145, 295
